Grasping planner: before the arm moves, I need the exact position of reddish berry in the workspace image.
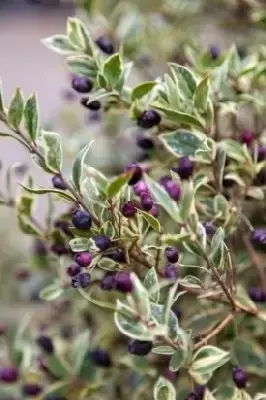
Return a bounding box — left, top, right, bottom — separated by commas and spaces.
114, 271, 133, 293
164, 180, 181, 201
240, 130, 254, 146
74, 252, 92, 267
133, 181, 149, 196
0, 366, 18, 383
121, 201, 137, 218
150, 204, 159, 217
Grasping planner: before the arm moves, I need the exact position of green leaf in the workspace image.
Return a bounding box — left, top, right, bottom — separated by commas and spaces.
145, 174, 179, 223
107, 171, 131, 198
69, 237, 90, 252
144, 267, 160, 303
213, 195, 229, 219
72, 141, 94, 192
7, 88, 24, 128
46, 355, 70, 379
232, 338, 266, 377
161, 233, 191, 246
211, 228, 225, 269
189, 345, 230, 384
152, 346, 175, 355
130, 273, 151, 320
85, 166, 108, 193
70, 331, 91, 374
216, 148, 227, 191
24, 93, 39, 141
42, 131, 63, 173
20, 185, 75, 202
66, 55, 97, 78
138, 209, 161, 232
131, 81, 157, 101
103, 53, 122, 87
169, 348, 185, 372
42, 35, 76, 55
153, 376, 176, 400
193, 76, 209, 110
39, 282, 63, 301
160, 129, 209, 158
67, 17, 89, 51
169, 63, 197, 99
98, 257, 121, 271
97, 72, 108, 89
221, 139, 248, 163
217, 384, 238, 400
152, 102, 204, 129
0, 80, 4, 113
150, 302, 179, 341
178, 180, 195, 222
114, 310, 154, 341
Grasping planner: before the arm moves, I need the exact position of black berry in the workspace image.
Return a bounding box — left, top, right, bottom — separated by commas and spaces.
52, 175, 67, 190
203, 222, 216, 235
90, 348, 112, 367
136, 135, 154, 150
128, 340, 152, 356
72, 209, 92, 230
95, 36, 115, 55
72, 76, 93, 93
137, 109, 161, 129
93, 235, 112, 251
72, 272, 91, 288
165, 247, 179, 263
51, 243, 68, 256
22, 384, 42, 397
36, 335, 54, 354
67, 263, 81, 277
248, 287, 266, 303
125, 163, 143, 185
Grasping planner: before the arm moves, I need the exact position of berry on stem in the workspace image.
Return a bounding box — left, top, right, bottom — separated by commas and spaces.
22, 384, 42, 397
248, 286, 266, 302
164, 180, 181, 201
52, 175, 67, 190
240, 130, 254, 146
257, 144, 266, 161
107, 249, 126, 263
93, 235, 112, 251
232, 366, 248, 388
136, 135, 154, 150
71, 272, 91, 288
128, 340, 152, 356
114, 271, 133, 293
125, 163, 143, 185
74, 252, 92, 268
164, 264, 178, 279
67, 263, 81, 277
209, 45, 220, 60
133, 181, 149, 196
137, 109, 161, 129
165, 247, 179, 263
121, 201, 137, 218
36, 335, 54, 354
72, 76, 93, 93
149, 204, 159, 217
101, 272, 116, 291
0, 366, 18, 383
95, 36, 115, 55
176, 156, 194, 180
140, 193, 153, 211
72, 209, 92, 230
90, 348, 112, 367
251, 228, 266, 245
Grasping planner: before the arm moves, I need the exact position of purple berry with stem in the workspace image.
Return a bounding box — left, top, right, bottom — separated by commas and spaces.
125, 163, 143, 185
165, 247, 179, 263
140, 193, 153, 211
95, 36, 115, 55
121, 201, 137, 218
232, 366, 248, 388
164, 264, 178, 279
137, 109, 161, 129
164, 180, 181, 201
72, 209, 92, 230
176, 156, 194, 180
74, 252, 92, 267
93, 235, 112, 251
67, 263, 81, 277
114, 271, 133, 293
72, 76, 93, 93
128, 340, 152, 356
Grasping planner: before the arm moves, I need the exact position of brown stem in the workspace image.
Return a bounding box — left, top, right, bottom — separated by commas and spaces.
242, 233, 266, 293
194, 313, 235, 349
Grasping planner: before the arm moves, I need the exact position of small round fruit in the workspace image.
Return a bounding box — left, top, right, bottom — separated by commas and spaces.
72, 76, 93, 93
90, 348, 112, 367
165, 247, 179, 263
140, 193, 153, 211
71, 272, 91, 289
36, 335, 54, 354
121, 201, 137, 218
93, 235, 112, 251
52, 175, 67, 190
72, 209, 92, 230
74, 252, 92, 268
125, 163, 143, 185
232, 366, 248, 388
67, 263, 81, 277
128, 340, 152, 356
137, 109, 161, 129
95, 36, 115, 55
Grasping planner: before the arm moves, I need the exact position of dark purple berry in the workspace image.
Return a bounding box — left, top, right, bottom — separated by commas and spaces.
251, 228, 266, 245
150, 204, 159, 217
87, 100, 101, 111
185, 393, 199, 400
195, 385, 207, 399
164, 264, 178, 279
137, 109, 161, 129
240, 130, 254, 146
72, 209, 92, 230
0, 322, 7, 335
101, 273, 116, 291
0, 366, 18, 383
164, 180, 181, 201
140, 193, 153, 211
90, 348, 112, 367
209, 45, 220, 60
22, 384, 42, 397
72, 76, 93, 93
114, 271, 133, 293
128, 340, 152, 356
107, 249, 126, 263
74, 252, 92, 268
176, 156, 194, 180
257, 144, 266, 162
52, 175, 67, 190
51, 243, 68, 256
121, 201, 137, 218
93, 235, 112, 251
248, 287, 266, 303
36, 335, 54, 354
159, 175, 172, 187
95, 36, 115, 55
232, 366, 248, 388
165, 247, 179, 263
162, 368, 176, 382
136, 135, 154, 150
67, 263, 81, 277
203, 222, 216, 235
125, 163, 143, 185
72, 272, 91, 289
15, 268, 31, 281
133, 181, 149, 196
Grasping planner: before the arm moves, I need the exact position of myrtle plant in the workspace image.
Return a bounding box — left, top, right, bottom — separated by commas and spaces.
1, 5, 266, 400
